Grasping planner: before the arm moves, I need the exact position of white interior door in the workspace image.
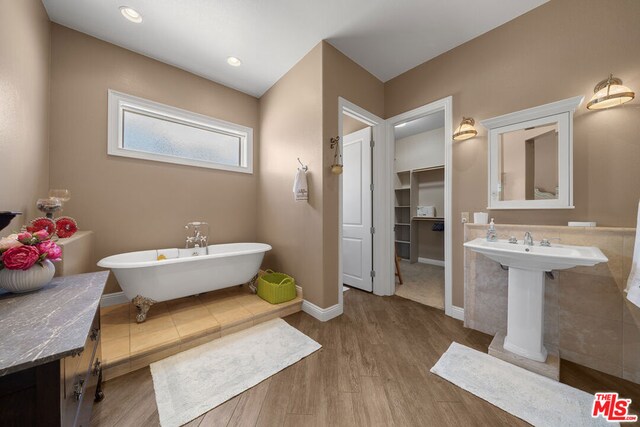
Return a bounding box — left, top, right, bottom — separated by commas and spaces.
342, 127, 373, 292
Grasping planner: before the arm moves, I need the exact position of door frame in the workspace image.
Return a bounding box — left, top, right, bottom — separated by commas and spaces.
338, 98, 385, 310
384, 96, 462, 320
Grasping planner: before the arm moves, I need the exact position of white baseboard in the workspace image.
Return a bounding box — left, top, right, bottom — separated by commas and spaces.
301, 299, 343, 322
101, 291, 129, 307
447, 305, 465, 321
418, 257, 445, 267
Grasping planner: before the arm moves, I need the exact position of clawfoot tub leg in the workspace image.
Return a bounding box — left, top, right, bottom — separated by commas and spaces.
132, 295, 157, 323
248, 273, 259, 294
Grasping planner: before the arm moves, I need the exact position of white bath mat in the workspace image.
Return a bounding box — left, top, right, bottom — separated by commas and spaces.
430, 342, 618, 427
150, 318, 321, 427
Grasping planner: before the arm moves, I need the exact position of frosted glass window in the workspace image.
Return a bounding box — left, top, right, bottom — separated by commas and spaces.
123, 111, 241, 166
108, 90, 253, 173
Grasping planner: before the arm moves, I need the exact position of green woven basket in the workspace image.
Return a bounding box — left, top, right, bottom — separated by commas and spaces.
257, 270, 297, 304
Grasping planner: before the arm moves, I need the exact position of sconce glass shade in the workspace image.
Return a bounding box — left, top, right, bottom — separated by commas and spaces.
453, 117, 477, 141
586, 75, 635, 110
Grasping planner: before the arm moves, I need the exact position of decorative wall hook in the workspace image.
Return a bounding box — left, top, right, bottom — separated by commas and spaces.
297, 157, 308, 172
330, 136, 343, 175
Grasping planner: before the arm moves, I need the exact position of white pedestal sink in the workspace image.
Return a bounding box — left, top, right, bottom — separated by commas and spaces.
464, 238, 608, 362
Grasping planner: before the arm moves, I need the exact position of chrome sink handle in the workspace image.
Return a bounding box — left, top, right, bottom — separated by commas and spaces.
508, 236, 518, 244
540, 237, 561, 247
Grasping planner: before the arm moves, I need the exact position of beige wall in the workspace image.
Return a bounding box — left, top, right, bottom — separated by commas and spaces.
322, 42, 385, 306
343, 115, 368, 135
500, 125, 557, 200
257, 44, 325, 305
258, 42, 384, 309
417, 225, 444, 261
49, 25, 260, 293
385, 0, 640, 307
0, 0, 50, 233
533, 130, 558, 195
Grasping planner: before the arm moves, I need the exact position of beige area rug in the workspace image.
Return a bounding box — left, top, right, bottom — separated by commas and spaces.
395, 261, 445, 309
431, 342, 618, 427
150, 318, 321, 427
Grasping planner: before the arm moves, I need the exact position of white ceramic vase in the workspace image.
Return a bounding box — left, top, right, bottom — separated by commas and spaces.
0, 260, 55, 293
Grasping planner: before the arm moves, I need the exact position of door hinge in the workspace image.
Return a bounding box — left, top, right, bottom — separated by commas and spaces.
370, 183, 374, 192
370, 139, 375, 148
370, 270, 376, 278
370, 226, 375, 234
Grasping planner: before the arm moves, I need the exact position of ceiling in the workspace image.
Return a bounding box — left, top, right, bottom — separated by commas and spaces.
42, 0, 548, 97
394, 110, 445, 140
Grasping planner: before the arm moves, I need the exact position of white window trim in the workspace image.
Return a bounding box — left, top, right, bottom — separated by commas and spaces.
107, 90, 253, 174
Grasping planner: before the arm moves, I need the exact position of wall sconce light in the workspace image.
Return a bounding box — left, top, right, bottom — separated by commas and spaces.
453, 117, 478, 141
330, 136, 343, 175
586, 74, 635, 110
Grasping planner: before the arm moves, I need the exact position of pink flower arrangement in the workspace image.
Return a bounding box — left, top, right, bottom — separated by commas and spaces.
0, 231, 62, 271
37, 240, 62, 261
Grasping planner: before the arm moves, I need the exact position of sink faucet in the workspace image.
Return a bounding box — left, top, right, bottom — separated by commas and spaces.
523, 231, 534, 246
185, 222, 209, 250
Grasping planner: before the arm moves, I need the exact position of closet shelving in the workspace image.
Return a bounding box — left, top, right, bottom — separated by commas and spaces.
394, 171, 412, 259
394, 166, 445, 262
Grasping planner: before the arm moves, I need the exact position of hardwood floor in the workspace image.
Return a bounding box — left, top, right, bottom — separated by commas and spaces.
91, 289, 640, 426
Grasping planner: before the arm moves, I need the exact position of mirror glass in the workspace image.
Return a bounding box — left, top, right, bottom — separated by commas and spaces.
483, 95, 583, 209
497, 122, 558, 201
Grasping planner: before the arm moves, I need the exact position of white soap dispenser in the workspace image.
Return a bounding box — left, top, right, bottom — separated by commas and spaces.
487, 218, 498, 242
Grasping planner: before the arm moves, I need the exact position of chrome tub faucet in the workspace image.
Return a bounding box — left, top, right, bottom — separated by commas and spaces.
185, 222, 209, 254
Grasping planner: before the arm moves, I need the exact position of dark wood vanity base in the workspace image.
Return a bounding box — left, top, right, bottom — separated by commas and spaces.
0, 272, 108, 427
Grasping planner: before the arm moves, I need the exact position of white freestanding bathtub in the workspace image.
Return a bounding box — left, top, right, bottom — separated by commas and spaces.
98, 243, 271, 322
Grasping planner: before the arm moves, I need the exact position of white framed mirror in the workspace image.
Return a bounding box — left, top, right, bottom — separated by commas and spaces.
481, 96, 583, 210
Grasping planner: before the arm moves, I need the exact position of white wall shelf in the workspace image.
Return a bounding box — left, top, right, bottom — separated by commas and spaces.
413, 165, 444, 173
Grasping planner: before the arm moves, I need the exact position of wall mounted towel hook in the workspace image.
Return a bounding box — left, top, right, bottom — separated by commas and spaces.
297, 157, 308, 172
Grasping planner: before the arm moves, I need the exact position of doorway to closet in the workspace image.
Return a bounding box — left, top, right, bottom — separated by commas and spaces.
337, 96, 456, 320
391, 108, 448, 311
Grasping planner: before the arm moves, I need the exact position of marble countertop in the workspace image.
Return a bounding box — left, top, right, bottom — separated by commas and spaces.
0, 271, 108, 377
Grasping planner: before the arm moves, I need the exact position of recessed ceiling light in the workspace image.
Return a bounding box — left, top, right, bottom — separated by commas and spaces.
227, 56, 242, 67
120, 6, 142, 23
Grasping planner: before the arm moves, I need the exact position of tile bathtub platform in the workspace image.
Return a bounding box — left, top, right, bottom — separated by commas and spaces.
100, 285, 303, 381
